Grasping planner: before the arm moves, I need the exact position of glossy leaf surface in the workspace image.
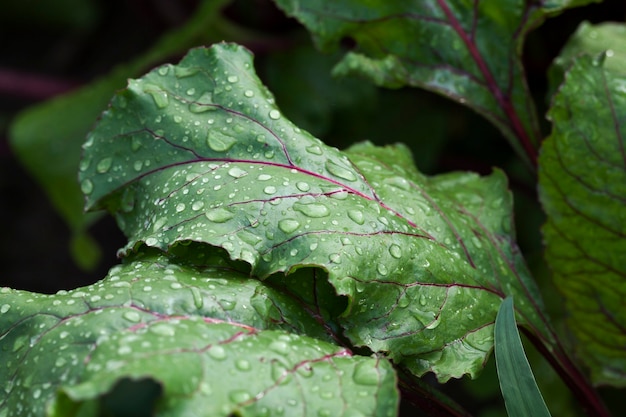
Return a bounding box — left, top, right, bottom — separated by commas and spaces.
539, 54, 626, 386
0, 253, 397, 416
79, 43, 554, 382
271, 0, 596, 166
495, 297, 551, 417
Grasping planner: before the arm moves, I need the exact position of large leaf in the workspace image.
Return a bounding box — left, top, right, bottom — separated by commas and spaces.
539, 54, 626, 386
270, 0, 597, 167
0, 252, 398, 416
78, 43, 557, 382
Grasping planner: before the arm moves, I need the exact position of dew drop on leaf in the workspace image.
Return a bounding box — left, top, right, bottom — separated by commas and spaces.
269, 109, 281, 120
377, 263, 389, 276
269, 340, 289, 354
293, 202, 330, 218
306, 145, 323, 155
190, 287, 204, 309
257, 174, 272, 181
264, 186, 277, 195
388, 244, 402, 259
206, 208, 235, 223
143, 84, 169, 108
278, 219, 300, 234
96, 157, 113, 173
235, 359, 251, 371
296, 181, 310, 192
207, 130, 237, 152
192, 201, 205, 211
347, 209, 365, 225
80, 179, 94, 195
176, 203, 186, 213
244, 89, 254, 97
229, 390, 251, 403
122, 311, 141, 323
0, 304, 10, 314
227, 167, 248, 178
352, 362, 379, 386
208, 345, 227, 360
325, 160, 357, 182
149, 323, 176, 336
189, 92, 216, 113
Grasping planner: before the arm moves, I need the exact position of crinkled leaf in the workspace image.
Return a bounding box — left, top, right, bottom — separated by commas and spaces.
270, 0, 597, 166
548, 21, 626, 100
539, 55, 626, 386
80, 43, 554, 382
0, 253, 398, 416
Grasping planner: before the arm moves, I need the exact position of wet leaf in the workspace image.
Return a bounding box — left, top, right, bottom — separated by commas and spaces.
79, 43, 556, 382
0, 253, 398, 416
271, 0, 597, 166
539, 54, 626, 386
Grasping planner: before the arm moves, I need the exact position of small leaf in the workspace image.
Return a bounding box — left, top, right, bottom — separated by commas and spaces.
539, 54, 626, 386
0, 253, 398, 416
495, 297, 551, 417
80, 43, 556, 382
271, 0, 597, 166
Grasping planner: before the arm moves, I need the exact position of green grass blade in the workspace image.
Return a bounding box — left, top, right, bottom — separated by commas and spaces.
495, 297, 551, 417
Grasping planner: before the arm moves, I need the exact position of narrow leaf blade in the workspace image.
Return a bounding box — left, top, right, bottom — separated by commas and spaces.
495, 297, 551, 417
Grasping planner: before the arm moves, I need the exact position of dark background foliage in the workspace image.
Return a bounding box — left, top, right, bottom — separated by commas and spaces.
0, 1, 624, 415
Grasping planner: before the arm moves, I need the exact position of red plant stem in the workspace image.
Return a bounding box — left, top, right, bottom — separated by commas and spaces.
436, 0, 538, 167
521, 327, 612, 417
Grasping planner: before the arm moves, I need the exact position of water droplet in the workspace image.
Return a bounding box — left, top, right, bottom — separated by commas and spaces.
123, 311, 141, 323
306, 145, 323, 155
227, 75, 239, 83
235, 359, 251, 371
397, 296, 410, 308
257, 174, 272, 181
269, 340, 289, 354
150, 323, 176, 336
426, 316, 441, 329
384, 176, 411, 191
471, 236, 483, 248
176, 203, 186, 213
264, 186, 277, 195
229, 390, 251, 403
296, 182, 310, 192
158, 66, 169, 76
96, 157, 113, 173
209, 345, 227, 360
293, 202, 330, 218
352, 362, 379, 385
192, 201, 205, 211
419, 294, 427, 306
175, 66, 199, 78
269, 109, 281, 120
206, 208, 235, 223
189, 92, 216, 113
220, 299, 236, 310
227, 167, 248, 178
0, 304, 10, 313
347, 209, 365, 225
144, 84, 169, 108
244, 90, 254, 97
207, 131, 236, 152
81, 179, 94, 195
32, 388, 41, 399
329, 253, 341, 263
278, 219, 300, 234
190, 287, 204, 309
325, 160, 357, 182
377, 263, 389, 276
133, 160, 143, 171
389, 244, 402, 259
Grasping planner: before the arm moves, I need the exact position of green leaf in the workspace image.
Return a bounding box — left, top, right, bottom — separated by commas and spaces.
548, 21, 626, 100
80, 43, 555, 382
0, 253, 398, 416
539, 54, 626, 386
495, 297, 551, 417
270, 0, 596, 166
8, 0, 241, 270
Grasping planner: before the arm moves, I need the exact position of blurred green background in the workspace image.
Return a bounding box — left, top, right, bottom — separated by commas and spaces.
0, 1, 624, 415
